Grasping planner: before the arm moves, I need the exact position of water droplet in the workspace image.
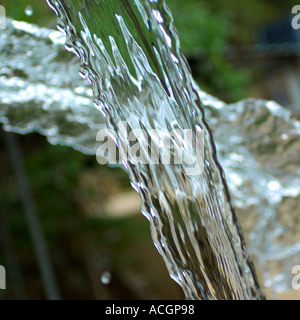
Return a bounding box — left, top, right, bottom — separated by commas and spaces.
268, 181, 280, 191
100, 271, 111, 285
25, 5, 34, 17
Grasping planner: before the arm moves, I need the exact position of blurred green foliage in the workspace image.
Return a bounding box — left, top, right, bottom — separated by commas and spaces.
167, 0, 298, 101
168, 0, 248, 100
2, 0, 297, 101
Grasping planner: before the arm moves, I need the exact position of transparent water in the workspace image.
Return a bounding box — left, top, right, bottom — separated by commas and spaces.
1, 1, 299, 299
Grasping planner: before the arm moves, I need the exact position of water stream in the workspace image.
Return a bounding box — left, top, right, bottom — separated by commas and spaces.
1, 0, 300, 299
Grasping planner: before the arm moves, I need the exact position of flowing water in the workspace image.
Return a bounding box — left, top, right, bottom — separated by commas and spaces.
1, 1, 300, 299
45, 0, 264, 300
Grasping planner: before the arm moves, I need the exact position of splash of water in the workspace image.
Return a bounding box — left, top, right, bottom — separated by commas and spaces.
1, 3, 300, 298
0, 18, 101, 154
